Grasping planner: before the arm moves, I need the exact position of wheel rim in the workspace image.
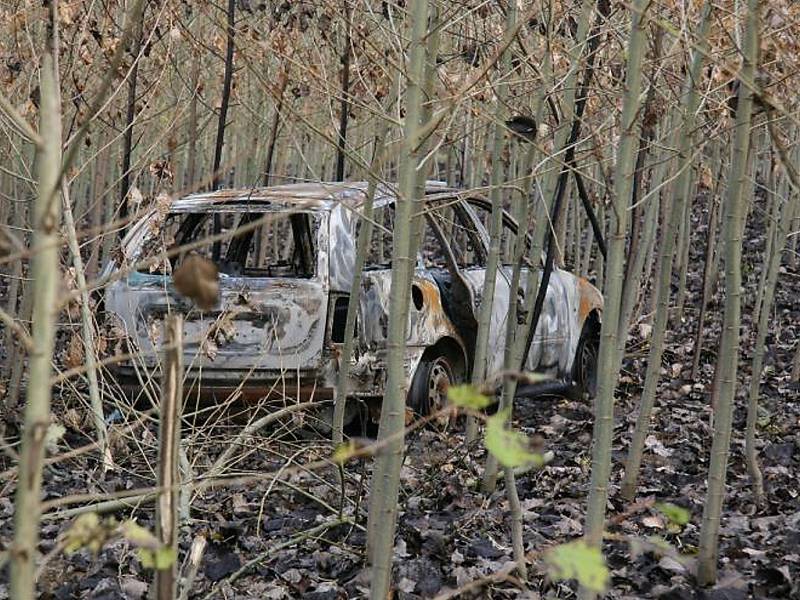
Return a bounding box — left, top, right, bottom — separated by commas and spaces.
427, 357, 454, 424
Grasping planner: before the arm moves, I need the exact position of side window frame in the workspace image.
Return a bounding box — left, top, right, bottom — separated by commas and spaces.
422, 196, 488, 268
463, 197, 532, 266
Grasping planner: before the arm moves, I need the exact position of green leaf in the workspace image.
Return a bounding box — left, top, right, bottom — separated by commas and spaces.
120, 520, 160, 549
447, 384, 491, 410
137, 546, 177, 570
484, 409, 539, 468
332, 440, 357, 465
655, 503, 690, 527
545, 541, 609, 593
63, 513, 119, 555
64, 513, 102, 554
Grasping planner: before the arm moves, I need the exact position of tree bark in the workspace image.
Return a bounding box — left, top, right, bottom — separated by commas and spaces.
61, 181, 112, 471
620, 0, 712, 501
365, 1, 429, 596
582, 0, 651, 568
745, 178, 797, 504
691, 140, 723, 381
697, 0, 758, 585
10, 42, 62, 600
334, 0, 352, 181
155, 315, 183, 599
467, 1, 516, 443
186, 49, 200, 191
211, 0, 236, 261
119, 10, 144, 228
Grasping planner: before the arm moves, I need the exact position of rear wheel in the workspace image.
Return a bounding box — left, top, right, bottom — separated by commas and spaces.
408, 350, 463, 425
573, 321, 599, 399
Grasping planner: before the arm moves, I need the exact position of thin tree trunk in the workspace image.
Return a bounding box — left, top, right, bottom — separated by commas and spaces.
466, 2, 515, 443
186, 50, 200, 191
211, 0, 236, 261
617, 185, 660, 354
574, 169, 607, 263
645, 181, 670, 320
691, 141, 723, 380
484, 0, 600, 492
745, 182, 797, 504
464, 5, 526, 578
86, 128, 108, 278
595, 194, 605, 285
582, 0, 651, 571
618, 36, 662, 347
5, 275, 33, 414
746, 121, 800, 501
633, 134, 672, 327
365, 1, 429, 596
555, 186, 569, 267
481, 10, 553, 489
406, 2, 441, 264
155, 315, 183, 599
255, 70, 288, 265
262, 73, 287, 187
61, 181, 112, 471
332, 84, 396, 445
2, 194, 23, 383
334, 0, 352, 181
10, 36, 62, 600
119, 12, 144, 228
621, 0, 712, 501
696, 0, 758, 585
752, 139, 777, 327
673, 165, 697, 320
505, 468, 527, 580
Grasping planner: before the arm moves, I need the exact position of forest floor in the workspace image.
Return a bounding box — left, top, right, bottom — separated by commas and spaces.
0, 196, 799, 600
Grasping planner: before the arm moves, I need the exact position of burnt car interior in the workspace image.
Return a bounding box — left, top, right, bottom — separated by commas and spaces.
139, 210, 317, 279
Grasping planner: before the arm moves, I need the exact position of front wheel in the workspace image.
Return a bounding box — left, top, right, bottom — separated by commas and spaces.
408, 351, 462, 425
573, 322, 599, 399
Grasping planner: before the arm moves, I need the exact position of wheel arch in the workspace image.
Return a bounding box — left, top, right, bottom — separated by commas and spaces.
416, 336, 469, 382
406, 336, 469, 416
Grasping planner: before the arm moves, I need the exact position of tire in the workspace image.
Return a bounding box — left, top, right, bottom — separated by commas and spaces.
573, 321, 599, 399
408, 350, 462, 423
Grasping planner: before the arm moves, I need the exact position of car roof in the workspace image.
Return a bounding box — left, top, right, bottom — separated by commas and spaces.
168, 181, 457, 213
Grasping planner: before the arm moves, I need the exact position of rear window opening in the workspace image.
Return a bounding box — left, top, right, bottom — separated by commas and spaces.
137, 210, 317, 279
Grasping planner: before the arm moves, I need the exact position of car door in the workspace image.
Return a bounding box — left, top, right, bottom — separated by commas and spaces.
462, 197, 571, 377
356, 199, 472, 352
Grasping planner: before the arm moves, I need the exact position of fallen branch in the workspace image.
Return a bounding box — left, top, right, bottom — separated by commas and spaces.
204, 400, 320, 482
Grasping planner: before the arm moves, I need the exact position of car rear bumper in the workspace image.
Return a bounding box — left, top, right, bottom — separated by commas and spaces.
109, 365, 335, 402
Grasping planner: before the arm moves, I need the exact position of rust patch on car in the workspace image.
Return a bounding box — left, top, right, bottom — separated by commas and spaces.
577, 276, 603, 323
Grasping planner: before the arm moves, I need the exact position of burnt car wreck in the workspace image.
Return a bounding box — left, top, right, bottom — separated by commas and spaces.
102, 182, 603, 421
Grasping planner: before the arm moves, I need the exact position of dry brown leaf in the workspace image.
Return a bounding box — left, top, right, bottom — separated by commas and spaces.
64, 334, 84, 369
173, 255, 219, 311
